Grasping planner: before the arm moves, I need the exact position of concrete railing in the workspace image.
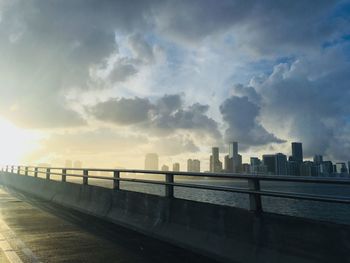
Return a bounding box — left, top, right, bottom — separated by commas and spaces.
2, 164, 350, 213
1, 165, 350, 263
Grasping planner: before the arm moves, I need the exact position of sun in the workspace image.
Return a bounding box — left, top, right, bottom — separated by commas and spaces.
0, 118, 41, 166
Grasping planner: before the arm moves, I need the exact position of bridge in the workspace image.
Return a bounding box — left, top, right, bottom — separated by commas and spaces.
0, 165, 349, 262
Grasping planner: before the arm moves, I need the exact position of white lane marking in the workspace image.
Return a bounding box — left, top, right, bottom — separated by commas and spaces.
0, 213, 42, 263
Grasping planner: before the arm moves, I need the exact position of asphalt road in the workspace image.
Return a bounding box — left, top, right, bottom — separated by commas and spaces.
0, 187, 217, 263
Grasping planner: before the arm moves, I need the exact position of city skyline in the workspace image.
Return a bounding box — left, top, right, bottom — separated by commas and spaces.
145, 140, 350, 176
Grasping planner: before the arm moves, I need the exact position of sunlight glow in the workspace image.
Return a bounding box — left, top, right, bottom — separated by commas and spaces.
0, 118, 41, 166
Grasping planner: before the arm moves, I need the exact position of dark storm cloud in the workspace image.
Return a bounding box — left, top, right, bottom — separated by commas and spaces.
155, 0, 345, 53
220, 96, 285, 146
90, 94, 220, 138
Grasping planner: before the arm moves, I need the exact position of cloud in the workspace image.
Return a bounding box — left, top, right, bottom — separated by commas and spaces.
220, 96, 285, 146
154, 1, 346, 54
91, 97, 152, 125
236, 45, 350, 159
128, 33, 155, 64
89, 94, 220, 138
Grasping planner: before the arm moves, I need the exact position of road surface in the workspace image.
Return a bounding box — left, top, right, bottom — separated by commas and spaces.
0, 187, 216, 263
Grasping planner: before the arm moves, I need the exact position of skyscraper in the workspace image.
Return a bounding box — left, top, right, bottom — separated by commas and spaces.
228, 142, 238, 158
210, 147, 222, 172
291, 142, 303, 163
173, 163, 180, 172
275, 153, 287, 175
225, 142, 242, 173
263, 155, 276, 175
187, 159, 193, 172
192, 159, 200, 172
313, 155, 323, 165
188, 159, 200, 172
145, 153, 159, 170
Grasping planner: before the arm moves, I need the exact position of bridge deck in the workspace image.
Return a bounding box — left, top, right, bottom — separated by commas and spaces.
0, 187, 215, 263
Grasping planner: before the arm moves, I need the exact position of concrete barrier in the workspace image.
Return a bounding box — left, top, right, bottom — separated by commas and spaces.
1, 172, 350, 263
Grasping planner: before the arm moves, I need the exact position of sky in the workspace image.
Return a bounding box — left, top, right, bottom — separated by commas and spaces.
0, 0, 349, 169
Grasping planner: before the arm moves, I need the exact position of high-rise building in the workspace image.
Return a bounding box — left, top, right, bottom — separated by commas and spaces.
229, 142, 238, 158
321, 161, 333, 175
173, 163, 180, 172
313, 155, 323, 165
263, 155, 276, 175
225, 142, 242, 173
291, 142, 303, 163
335, 163, 347, 174
250, 157, 267, 175
145, 153, 159, 170
188, 159, 200, 172
286, 161, 298, 176
300, 161, 313, 176
275, 153, 287, 175
192, 159, 200, 172
210, 147, 222, 173
262, 154, 287, 175
187, 159, 193, 172
242, 163, 251, 174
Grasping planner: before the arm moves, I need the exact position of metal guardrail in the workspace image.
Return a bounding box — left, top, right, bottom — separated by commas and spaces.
1, 165, 350, 213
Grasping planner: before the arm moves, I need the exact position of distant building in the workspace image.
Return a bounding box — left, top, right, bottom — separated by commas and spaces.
187, 159, 200, 172
263, 155, 276, 175
313, 155, 323, 165
192, 159, 200, 172
161, 165, 169, 171
286, 161, 299, 176
261, 153, 287, 175
335, 163, 348, 174
250, 157, 267, 174
224, 142, 242, 173
321, 161, 333, 175
275, 153, 287, 175
300, 161, 313, 176
229, 142, 238, 158
348, 161, 350, 174
291, 142, 303, 163
242, 163, 251, 174
173, 163, 180, 172
210, 147, 222, 173
145, 153, 159, 170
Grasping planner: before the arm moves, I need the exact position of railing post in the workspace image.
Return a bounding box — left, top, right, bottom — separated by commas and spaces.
11, 165, 14, 173
25, 166, 28, 176
113, 171, 120, 190
62, 169, 66, 182
248, 178, 262, 213
17, 166, 20, 174
34, 167, 38, 178
5, 166, 8, 172
83, 169, 88, 185
165, 173, 174, 198
46, 168, 50, 180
